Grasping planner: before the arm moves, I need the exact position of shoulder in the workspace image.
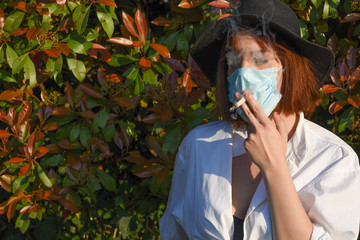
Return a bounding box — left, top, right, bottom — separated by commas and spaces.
302, 119, 359, 170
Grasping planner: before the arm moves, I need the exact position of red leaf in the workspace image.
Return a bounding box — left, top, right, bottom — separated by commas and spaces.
43, 190, 62, 200
157, 166, 170, 184
123, 151, 147, 165
119, 126, 129, 147
19, 164, 31, 176
12, 1, 31, 12
55, 42, 70, 56
135, 165, 164, 178
319, 84, 340, 93
114, 130, 124, 149
149, 43, 170, 58
87, 43, 112, 62
0, 90, 23, 101
10, 27, 28, 36
340, 13, 360, 23
178, 0, 206, 8
348, 96, 360, 108
181, 68, 194, 93
329, 101, 346, 114
26, 26, 42, 41
97, 68, 106, 86
163, 58, 186, 72
208, 0, 230, 8
96, 0, 117, 7
58, 139, 82, 150
132, 40, 143, 48
79, 83, 102, 99
27, 131, 36, 156
346, 46, 356, 69
78, 110, 97, 119
139, 57, 151, 71
42, 122, 59, 131
218, 13, 232, 20
17, 101, 32, 126
135, 9, 147, 44
106, 73, 123, 82
0, 8, 4, 29
56, 0, 67, 8
146, 136, 162, 157
7, 157, 26, 164
142, 113, 161, 124
0, 130, 12, 138
44, 144, 62, 153
122, 11, 139, 38
20, 205, 32, 214
67, 154, 81, 171
52, 107, 70, 116
65, 82, 75, 108
339, 59, 348, 83
36, 146, 49, 156
58, 199, 79, 213
0, 179, 11, 192
107, 37, 133, 46
45, 49, 60, 58
113, 96, 136, 109
151, 17, 172, 27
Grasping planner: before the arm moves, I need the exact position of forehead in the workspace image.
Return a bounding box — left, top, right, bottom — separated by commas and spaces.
228, 35, 275, 55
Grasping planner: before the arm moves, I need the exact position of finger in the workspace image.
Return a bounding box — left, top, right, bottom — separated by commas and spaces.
243, 91, 270, 125
234, 92, 242, 101
239, 97, 260, 127
273, 112, 287, 141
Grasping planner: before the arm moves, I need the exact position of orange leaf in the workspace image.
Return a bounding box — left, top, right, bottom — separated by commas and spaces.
55, 42, 70, 56
178, 0, 206, 8
26, 26, 42, 41
96, 0, 117, 7
146, 136, 162, 157
329, 101, 346, 114
149, 43, 170, 58
151, 17, 172, 27
135, 9, 147, 43
0, 90, 23, 101
123, 151, 147, 165
17, 101, 32, 126
45, 49, 61, 58
0, 179, 11, 192
106, 37, 133, 46
20, 205, 32, 214
44, 144, 62, 153
7, 157, 26, 164
132, 41, 143, 48
218, 13, 232, 20
87, 43, 112, 62
139, 57, 151, 70
43, 122, 59, 131
52, 107, 70, 115
319, 84, 340, 93
56, 0, 67, 8
80, 83, 102, 98
122, 11, 139, 38
0, 130, 12, 138
19, 164, 31, 176
106, 73, 123, 82
43, 190, 62, 200
13, 1, 31, 12
340, 13, 360, 23
135, 165, 164, 178
348, 96, 360, 108
208, 0, 230, 8
0, 8, 4, 29
182, 68, 193, 93
10, 27, 28, 36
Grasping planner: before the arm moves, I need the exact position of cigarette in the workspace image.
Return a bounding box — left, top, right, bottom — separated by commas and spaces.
229, 98, 246, 112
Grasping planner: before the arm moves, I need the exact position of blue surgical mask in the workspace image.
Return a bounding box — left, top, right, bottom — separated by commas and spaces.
227, 67, 282, 122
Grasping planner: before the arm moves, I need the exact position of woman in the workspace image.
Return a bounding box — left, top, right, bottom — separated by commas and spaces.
159, 0, 360, 239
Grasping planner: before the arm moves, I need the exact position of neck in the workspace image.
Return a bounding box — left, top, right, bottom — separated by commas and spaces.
278, 112, 299, 141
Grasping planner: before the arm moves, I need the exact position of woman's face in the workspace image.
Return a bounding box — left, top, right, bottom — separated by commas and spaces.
226, 35, 283, 91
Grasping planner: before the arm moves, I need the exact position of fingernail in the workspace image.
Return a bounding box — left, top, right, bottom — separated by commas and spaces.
275, 112, 280, 116
243, 91, 248, 97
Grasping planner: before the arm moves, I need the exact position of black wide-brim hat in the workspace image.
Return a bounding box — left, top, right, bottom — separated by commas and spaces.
190, 0, 335, 85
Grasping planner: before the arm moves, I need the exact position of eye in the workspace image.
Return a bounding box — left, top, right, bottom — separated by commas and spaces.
255, 58, 268, 65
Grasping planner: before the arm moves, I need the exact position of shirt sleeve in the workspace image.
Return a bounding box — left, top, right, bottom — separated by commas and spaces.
159, 142, 188, 240
299, 162, 360, 240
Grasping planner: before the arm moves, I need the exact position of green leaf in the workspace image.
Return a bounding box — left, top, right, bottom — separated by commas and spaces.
6, 45, 18, 68
80, 124, 91, 147
162, 125, 181, 155
96, 5, 114, 38
134, 75, 144, 95
0, 69, 17, 83
96, 169, 116, 192
107, 54, 134, 67
37, 164, 53, 188
317, 20, 328, 32
12, 175, 35, 192
142, 69, 157, 85
323, 0, 330, 19
76, 6, 91, 35
118, 216, 132, 238
162, 31, 179, 51
177, 32, 189, 57
42, 154, 65, 167
84, 28, 99, 41
98, 108, 108, 129
67, 40, 86, 54
15, 214, 30, 234
67, 57, 86, 82
70, 124, 80, 142
311, 0, 323, 8
309, 6, 322, 24
354, 24, 360, 36
313, 25, 326, 46
0, 46, 4, 64
12, 53, 29, 75
3, 11, 25, 33
123, 65, 139, 81
299, 19, 309, 39
24, 56, 37, 87
152, 62, 172, 75
103, 123, 115, 142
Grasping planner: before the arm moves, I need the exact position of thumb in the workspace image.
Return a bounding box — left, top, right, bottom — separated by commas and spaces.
273, 112, 287, 141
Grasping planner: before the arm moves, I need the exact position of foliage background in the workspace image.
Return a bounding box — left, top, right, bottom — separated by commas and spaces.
0, 0, 358, 239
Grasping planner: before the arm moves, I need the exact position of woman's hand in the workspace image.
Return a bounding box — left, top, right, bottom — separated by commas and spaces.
236, 91, 288, 172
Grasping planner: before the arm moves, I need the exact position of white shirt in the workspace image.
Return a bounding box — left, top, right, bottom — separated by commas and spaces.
159, 113, 360, 239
